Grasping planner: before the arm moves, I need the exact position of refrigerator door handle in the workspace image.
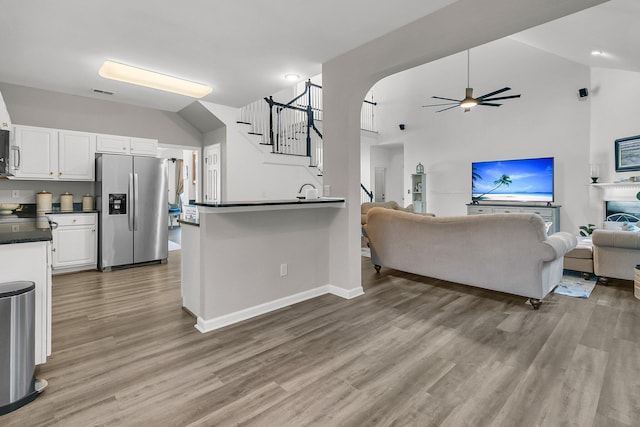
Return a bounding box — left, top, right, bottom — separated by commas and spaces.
134, 173, 139, 231
128, 173, 134, 232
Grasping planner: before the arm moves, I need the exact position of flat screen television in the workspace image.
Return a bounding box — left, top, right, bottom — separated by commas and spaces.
472, 157, 554, 203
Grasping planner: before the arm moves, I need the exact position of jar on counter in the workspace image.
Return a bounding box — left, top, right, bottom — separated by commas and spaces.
60, 192, 73, 212
82, 194, 93, 211
36, 191, 52, 216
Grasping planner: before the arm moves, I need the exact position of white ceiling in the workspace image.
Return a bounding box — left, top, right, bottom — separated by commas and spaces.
0, 0, 456, 111
0, 0, 635, 113
510, 0, 640, 72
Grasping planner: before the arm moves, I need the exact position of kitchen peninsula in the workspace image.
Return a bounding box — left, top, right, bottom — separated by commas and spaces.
180, 198, 364, 333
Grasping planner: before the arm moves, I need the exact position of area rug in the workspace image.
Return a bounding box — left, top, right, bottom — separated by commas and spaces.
553, 272, 597, 298
361, 247, 371, 257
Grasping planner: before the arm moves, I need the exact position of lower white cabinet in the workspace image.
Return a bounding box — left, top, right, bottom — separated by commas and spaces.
0, 241, 51, 365
50, 213, 97, 273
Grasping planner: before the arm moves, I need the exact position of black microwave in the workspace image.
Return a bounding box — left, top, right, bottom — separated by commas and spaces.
0, 130, 12, 176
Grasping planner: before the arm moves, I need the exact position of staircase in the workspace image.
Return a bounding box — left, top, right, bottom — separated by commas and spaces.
237, 80, 377, 177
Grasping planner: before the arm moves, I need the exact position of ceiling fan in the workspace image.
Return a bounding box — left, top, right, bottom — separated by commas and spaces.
422, 50, 521, 113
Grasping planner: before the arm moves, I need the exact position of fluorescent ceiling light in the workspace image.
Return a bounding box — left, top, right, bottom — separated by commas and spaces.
591, 50, 604, 56
99, 61, 212, 98
284, 73, 300, 81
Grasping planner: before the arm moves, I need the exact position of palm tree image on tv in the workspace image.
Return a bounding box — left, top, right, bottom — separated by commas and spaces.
472, 167, 482, 191
471, 158, 554, 203
473, 174, 512, 200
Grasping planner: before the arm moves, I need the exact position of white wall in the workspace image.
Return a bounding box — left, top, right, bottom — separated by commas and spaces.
372, 38, 591, 233
0, 180, 93, 205
587, 67, 640, 219
0, 83, 202, 147
0, 82, 203, 204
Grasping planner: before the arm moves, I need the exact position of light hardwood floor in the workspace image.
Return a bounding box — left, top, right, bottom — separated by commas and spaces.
3, 252, 640, 426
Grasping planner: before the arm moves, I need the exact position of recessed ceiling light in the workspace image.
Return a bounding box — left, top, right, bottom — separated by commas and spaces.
98, 60, 212, 98
284, 73, 300, 81
591, 50, 605, 56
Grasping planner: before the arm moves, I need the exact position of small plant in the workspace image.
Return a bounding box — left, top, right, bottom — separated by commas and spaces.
579, 224, 595, 237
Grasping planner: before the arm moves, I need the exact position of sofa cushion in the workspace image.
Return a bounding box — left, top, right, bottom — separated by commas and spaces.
565, 245, 593, 259
592, 229, 640, 249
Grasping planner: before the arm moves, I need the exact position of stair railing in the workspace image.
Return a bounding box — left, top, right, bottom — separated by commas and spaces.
361, 183, 374, 203
238, 80, 375, 173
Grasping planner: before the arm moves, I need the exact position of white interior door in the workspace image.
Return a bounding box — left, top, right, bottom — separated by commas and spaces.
204, 144, 221, 203
374, 167, 386, 202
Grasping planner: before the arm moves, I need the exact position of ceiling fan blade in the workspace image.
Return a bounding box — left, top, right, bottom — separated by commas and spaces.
422, 102, 460, 107
476, 87, 511, 99
436, 105, 459, 113
432, 96, 462, 102
478, 103, 502, 107
481, 94, 521, 101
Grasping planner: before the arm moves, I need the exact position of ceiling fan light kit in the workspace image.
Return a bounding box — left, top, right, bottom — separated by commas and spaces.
422, 50, 520, 113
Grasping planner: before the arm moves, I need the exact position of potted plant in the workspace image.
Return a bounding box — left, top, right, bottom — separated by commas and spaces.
579, 223, 595, 237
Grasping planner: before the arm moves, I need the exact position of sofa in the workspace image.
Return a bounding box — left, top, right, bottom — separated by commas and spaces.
361, 201, 433, 225
592, 229, 640, 282
363, 208, 577, 309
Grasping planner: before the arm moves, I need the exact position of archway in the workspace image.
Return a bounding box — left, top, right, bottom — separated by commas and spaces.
321, 0, 606, 294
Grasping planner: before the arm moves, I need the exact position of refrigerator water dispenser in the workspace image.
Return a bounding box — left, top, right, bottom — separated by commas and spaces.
108, 194, 127, 215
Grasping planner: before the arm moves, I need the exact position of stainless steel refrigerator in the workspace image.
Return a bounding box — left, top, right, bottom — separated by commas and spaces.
96, 154, 168, 270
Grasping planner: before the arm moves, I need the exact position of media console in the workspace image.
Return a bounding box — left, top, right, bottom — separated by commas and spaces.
466, 203, 561, 234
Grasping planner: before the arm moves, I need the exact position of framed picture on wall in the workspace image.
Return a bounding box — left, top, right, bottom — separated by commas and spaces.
615, 135, 640, 172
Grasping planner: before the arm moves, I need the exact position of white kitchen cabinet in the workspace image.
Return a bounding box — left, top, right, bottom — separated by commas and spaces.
0, 241, 52, 365
96, 133, 129, 154
49, 213, 97, 273
96, 134, 157, 156
130, 137, 158, 156
58, 130, 96, 180
11, 125, 58, 179
11, 125, 96, 181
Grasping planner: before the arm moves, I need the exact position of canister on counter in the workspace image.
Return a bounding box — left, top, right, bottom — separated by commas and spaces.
36, 191, 52, 216
82, 194, 93, 211
60, 192, 73, 212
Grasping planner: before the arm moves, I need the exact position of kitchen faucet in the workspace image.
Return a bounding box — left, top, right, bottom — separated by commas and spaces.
298, 183, 316, 193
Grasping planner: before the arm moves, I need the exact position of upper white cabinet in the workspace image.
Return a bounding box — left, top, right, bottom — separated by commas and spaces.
95, 134, 128, 153
11, 125, 58, 179
11, 125, 158, 181
96, 134, 157, 156
130, 137, 157, 156
58, 130, 96, 180
12, 125, 96, 181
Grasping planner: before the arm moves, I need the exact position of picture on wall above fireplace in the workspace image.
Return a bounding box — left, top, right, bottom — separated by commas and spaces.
615, 135, 640, 172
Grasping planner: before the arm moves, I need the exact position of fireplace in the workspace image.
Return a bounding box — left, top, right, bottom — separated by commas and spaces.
604, 201, 640, 222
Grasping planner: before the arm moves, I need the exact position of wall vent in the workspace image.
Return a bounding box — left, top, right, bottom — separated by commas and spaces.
92, 88, 114, 95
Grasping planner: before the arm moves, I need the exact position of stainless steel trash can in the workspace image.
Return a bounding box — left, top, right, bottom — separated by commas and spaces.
0, 281, 44, 415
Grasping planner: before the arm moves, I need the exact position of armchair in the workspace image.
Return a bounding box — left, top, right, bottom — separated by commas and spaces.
592, 229, 640, 282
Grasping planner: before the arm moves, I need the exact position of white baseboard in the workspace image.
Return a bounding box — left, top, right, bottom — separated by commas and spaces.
195, 284, 364, 333
327, 285, 364, 299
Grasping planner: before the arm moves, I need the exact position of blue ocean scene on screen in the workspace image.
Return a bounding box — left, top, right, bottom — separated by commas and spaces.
472, 157, 554, 202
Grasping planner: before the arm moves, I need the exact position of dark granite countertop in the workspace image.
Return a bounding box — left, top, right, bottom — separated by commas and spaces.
46, 210, 99, 215
178, 218, 199, 227
0, 217, 52, 245
195, 197, 345, 208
